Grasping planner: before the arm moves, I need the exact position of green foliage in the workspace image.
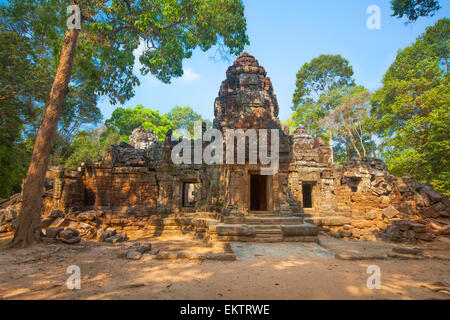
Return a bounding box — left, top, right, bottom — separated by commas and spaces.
391, 0, 441, 22
0, 142, 32, 198
0, 0, 249, 197
291, 54, 355, 138
106, 105, 174, 139
64, 128, 124, 170
322, 86, 377, 163
65, 104, 212, 169
167, 105, 211, 137
371, 18, 450, 196
0, 30, 35, 197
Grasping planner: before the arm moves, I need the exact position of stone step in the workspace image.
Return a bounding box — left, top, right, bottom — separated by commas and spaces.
280, 223, 319, 236
244, 216, 303, 225
255, 229, 282, 235
223, 216, 303, 225
248, 211, 275, 215
254, 225, 282, 230
304, 216, 351, 226
254, 235, 283, 242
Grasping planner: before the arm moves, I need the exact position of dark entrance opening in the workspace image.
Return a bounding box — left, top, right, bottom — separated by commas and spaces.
302, 183, 313, 208
250, 174, 267, 211
182, 182, 195, 207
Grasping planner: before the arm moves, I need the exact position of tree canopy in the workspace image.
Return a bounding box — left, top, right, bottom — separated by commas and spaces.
167, 105, 211, 137
105, 104, 174, 139
371, 18, 449, 196
291, 54, 356, 162
390, 0, 441, 22
291, 54, 355, 138
0, 0, 249, 201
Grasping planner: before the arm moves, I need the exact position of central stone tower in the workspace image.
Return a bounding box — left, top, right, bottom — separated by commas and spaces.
213, 52, 281, 131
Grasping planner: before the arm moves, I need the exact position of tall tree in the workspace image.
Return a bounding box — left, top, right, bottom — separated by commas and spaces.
1, 2, 103, 195
332, 87, 374, 160
167, 105, 211, 137
371, 18, 449, 196
106, 104, 174, 139
391, 0, 441, 22
291, 54, 355, 162
6, 0, 249, 247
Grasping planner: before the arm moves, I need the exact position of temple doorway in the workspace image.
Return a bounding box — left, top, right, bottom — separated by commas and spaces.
250, 174, 268, 211
302, 183, 313, 208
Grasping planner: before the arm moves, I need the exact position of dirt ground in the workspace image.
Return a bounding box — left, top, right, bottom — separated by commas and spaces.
0, 233, 449, 300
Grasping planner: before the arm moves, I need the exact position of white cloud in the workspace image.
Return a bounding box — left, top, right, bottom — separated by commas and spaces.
133, 41, 200, 84
180, 67, 200, 82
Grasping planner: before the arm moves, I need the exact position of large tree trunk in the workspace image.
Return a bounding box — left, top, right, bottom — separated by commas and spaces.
329, 131, 334, 163
10, 29, 80, 248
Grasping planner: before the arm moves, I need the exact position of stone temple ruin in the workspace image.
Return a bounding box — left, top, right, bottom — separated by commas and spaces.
1, 52, 449, 245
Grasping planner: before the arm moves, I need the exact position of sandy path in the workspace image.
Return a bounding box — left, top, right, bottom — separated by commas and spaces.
0, 235, 449, 300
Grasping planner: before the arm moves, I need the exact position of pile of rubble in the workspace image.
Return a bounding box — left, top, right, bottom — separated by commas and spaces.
329, 161, 450, 242
96, 128, 162, 168
0, 208, 19, 233
0, 207, 129, 245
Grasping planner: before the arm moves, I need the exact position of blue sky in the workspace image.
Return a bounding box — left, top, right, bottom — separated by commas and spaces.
99, 0, 449, 123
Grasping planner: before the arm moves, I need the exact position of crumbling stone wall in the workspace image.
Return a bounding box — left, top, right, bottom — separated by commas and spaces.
1, 52, 448, 244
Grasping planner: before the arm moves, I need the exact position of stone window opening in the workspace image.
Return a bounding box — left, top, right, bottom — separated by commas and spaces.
302, 183, 313, 208
182, 182, 196, 207
347, 177, 361, 193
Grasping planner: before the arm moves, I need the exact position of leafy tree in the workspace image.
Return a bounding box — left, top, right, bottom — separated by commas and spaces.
291, 54, 355, 162
106, 105, 174, 140
64, 127, 124, 170
331, 87, 375, 159
0, 3, 102, 195
3, 0, 249, 247
391, 0, 441, 22
371, 18, 449, 196
167, 105, 211, 137
0, 30, 36, 198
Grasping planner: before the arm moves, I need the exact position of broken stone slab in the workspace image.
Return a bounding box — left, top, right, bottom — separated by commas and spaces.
154, 251, 236, 261
0, 209, 17, 224
59, 236, 81, 244
97, 227, 116, 241
41, 218, 54, 228
60, 228, 79, 238
281, 224, 319, 236
105, 233, 127, 244
423, 189, 443, 203
392, 247, 423, 255
119, 283, 146, 290
212, 224, 256, 236
409, 223, 426, 233
128, 243, 152, 254
57, 228, 81, 244
387, 252, 427, 260
45, 227, 64, 239
335, 253, 387, 260
383, 206, 399, 219
126, 250, 142, 260
415, 232, 435, 242
338, 229, 352, 238
48, 210, 64, 219
77, 211, 96, 221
